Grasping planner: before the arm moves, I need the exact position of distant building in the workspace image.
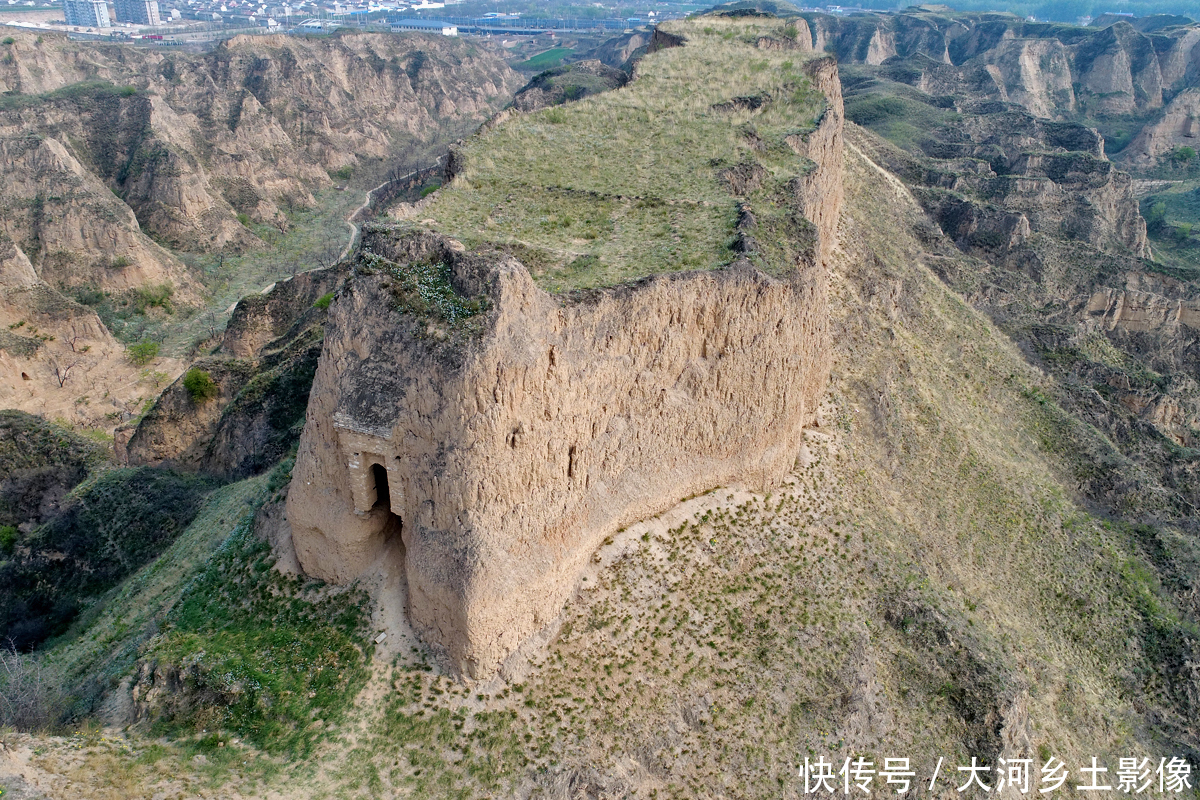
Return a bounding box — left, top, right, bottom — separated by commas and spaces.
114, 0, 162, 23
63, 0, 111, 26
389, 16, 453, 33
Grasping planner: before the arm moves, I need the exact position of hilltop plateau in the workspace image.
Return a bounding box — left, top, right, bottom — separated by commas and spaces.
1, 9, 1200, 800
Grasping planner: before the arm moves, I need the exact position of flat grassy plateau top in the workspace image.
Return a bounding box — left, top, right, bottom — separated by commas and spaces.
416, 17, 827, 293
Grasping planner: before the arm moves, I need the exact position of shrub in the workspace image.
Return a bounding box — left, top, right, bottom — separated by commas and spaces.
127, 340, 159, 366
236, 212, 252, 228
2, 36, 14, 45
330, 165, 353, 182
1146, 201, 1167, 233
182, 368, 218, 402
0, 524, 16, 555
73, 287, 104, 306
313, 292, 334, 310
131, 283, 174, 314
419, 182, 441, 199
0, 649, 65, 731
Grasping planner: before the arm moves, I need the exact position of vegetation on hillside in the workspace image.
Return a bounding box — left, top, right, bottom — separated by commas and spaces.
147, 510, 371, 757
1141, 184, 1200, 275
0, 410, 106, 531
0, 467, 215, 652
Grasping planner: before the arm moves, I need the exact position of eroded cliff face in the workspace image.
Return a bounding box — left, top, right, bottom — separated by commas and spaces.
0, 31, 520, 253
0, 31, 520, 434
1123, 88, 1200, 165
0, 278, 182, 429
870, 104, 1149, 260
803, 11, 1200, 121
286, 36, 843, 675
288, 229, 834, 677
0, 131, 202, 300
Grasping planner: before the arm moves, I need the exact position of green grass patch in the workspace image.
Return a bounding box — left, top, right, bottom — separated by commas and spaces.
0, 80, 139, 113
514, 47, 573, 71
843, 86, 958, 152
148, 503, 371, 756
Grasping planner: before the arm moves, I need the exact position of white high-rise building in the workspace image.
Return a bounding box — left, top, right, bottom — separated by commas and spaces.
63, 0, 111, 27
113, 0, 162, 24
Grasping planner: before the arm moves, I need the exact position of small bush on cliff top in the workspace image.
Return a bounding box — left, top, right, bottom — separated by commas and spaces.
364, 252, 488, 330
313, 291, 334, 309
182, 368, 218, 403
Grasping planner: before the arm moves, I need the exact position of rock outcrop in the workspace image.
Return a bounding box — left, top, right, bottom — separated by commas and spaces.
286, 23, 844, 677
288, 227, 835, 677
121, 265, 343, 478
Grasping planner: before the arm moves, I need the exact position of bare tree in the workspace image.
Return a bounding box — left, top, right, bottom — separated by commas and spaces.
0, 646, 64, 731
65, 325, 90, 354
51, 357, 82, 388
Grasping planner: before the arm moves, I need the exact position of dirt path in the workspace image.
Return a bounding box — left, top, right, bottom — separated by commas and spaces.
338, 158, 444, 261
338, 179, 390, 261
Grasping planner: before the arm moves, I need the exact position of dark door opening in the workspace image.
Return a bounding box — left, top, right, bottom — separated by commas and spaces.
368, 461, 408, 624
371, 463, 391, 510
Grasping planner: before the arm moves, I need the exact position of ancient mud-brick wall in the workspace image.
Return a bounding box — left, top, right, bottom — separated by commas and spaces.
286, 43, 844, 678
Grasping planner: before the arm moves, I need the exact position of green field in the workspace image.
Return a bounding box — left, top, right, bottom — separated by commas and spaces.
514, 46, 573, 70
422, 17, 826, 292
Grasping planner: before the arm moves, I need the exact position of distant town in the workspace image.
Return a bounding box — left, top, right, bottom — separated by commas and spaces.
5, 0, 697, 41
0, 0, 894, 44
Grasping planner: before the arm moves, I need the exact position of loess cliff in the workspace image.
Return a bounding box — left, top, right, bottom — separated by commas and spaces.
801, 9, 1200, 120
286, 17, 843, 676
0, 30, 519, 431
